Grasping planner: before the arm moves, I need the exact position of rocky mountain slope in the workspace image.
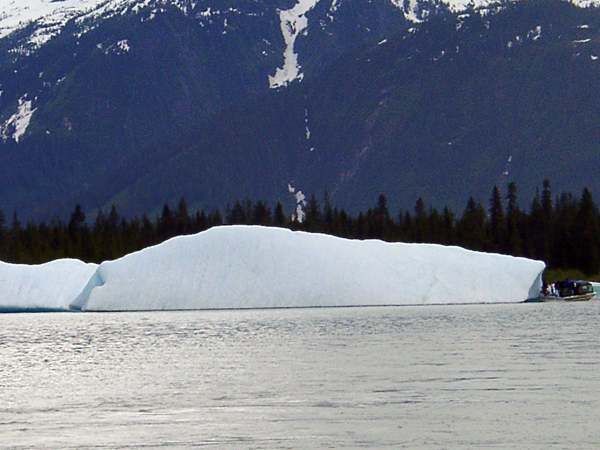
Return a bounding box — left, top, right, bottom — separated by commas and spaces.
1, 0, 600, 220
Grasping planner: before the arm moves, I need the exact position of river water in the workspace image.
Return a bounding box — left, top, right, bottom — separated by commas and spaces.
1, 301, 599, 449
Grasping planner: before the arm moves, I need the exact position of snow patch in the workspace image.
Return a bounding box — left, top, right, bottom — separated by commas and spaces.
528, 25, 542, 41
98, 38, 131, 54
304, 108, 311, 140
269, 0, 320, 89
433, 49, 446, 61
288, 184, 307, 222
198, 7, 213, 18
1, 96, 37, 143
503, 155, 513, 176
391, 0, 422, 22
116, 39, 130, 52
574, 0, 600, 6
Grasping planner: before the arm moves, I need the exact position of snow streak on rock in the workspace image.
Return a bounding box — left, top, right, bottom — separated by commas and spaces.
1, 96, 37, 143
269, 0, 321, 89
390, 0, 421, 22
288, 184, 307, 222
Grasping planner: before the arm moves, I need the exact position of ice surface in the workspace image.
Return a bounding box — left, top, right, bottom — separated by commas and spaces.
0, 226, 545, 312
0, 259, 98, 311
71, 226, 545, 311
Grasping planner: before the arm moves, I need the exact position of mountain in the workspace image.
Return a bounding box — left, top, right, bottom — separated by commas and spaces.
1, 0, 600, 221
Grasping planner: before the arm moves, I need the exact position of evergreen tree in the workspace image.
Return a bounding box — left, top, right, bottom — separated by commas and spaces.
103, 205, 124, 261
539, 179, 554, 263
193, 210, 210, 233
489, 185, 506, 252
208, 209, 223, 228
526, 189, 545, 261
49, 219, 67, 261
456, 197, 488, 251
158, 203, 175, 240
427, 207, 442, 244
303, 195, 323, 232
107, 204, 120, 229
573, 188, 600, 275
140, 214, 156, 248
354, 212, 367, 239
541, 179, 553, 219
505, 181, 522, 256
0, 209, 6, 260
413, 197, 428, 242
323, 193, 335, 235
175, 197, 191, 234
552, 192, 578, 270
440, 207, 456, 246
7, 212, 24, 263
398, 210, 413, 242
372, 194, 393, 240
68, 204, 86, 235
273, 202, 287, 228
3, 182, 600, 272
335, 208, 352, 238
251, 200, 272, 226
226, 200, 249, 225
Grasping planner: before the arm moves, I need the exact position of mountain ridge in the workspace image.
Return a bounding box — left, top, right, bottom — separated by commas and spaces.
2, 0, 600, 221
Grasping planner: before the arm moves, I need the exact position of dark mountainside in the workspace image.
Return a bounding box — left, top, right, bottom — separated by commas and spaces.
1, 0, 600, 221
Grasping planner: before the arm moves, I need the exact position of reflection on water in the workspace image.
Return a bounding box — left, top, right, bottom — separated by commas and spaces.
1, 302, 599, 449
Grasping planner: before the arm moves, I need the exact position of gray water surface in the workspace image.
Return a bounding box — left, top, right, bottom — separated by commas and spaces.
1, 302, 599, 449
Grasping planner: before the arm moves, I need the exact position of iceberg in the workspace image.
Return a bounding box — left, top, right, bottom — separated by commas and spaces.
70, 226, 545, 311
0, 259, 98, 311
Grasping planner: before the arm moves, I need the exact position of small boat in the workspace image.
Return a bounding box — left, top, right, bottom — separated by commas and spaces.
539, 279, 596, 302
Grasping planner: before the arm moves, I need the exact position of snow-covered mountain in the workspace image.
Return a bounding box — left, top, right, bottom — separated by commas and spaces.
1, 1, 191, 43
1, 0, 600, 221
0, 0, 412, 219
2, 0, 599, 43
5, 0, 596, 61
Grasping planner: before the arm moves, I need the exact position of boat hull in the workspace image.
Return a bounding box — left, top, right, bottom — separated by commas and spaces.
539, 292, 596, 302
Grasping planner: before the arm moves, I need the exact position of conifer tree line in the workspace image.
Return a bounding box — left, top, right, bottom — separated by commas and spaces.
0, 180, 599, 276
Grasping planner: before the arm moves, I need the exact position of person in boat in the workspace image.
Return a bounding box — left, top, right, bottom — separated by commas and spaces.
542, 283, 551, 296
541, 282, 558, 297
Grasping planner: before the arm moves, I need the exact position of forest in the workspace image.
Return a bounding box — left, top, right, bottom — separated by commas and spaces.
0, 180, 598, 280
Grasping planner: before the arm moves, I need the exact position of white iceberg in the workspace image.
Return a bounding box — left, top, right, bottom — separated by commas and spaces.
0, 259, 98, 311
70, 226, 545, 311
